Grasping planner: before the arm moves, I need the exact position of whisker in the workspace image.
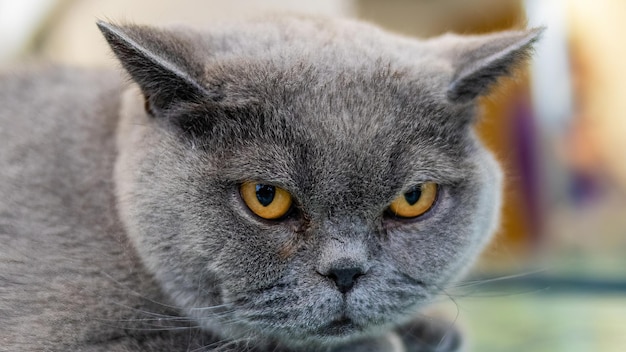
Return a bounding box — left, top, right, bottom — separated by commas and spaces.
96, 316, 196, 323
189, 303, 233, 311
96, 318, 200, 332
100, 271, 185, 310
108, 301, 182, 319
188, 335, 255, 352
452, 269, 547, 289
450, 286, 552, 299
113, 325, 200, 332
434, 286, 461, 351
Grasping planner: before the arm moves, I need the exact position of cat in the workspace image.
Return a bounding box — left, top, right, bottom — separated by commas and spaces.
0, 16, 540, 352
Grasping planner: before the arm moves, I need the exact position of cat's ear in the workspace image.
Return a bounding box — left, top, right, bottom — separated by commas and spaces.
432, 28, 544, 104
97, 21, 211, 116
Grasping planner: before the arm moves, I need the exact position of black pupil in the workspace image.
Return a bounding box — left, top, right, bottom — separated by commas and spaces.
256, 184, 275, 207
404, 186, 422, 206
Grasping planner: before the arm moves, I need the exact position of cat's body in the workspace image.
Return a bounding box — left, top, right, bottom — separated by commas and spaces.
0, 17, 539, 352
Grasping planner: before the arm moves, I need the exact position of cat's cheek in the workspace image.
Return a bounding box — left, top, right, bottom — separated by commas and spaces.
345, 265, 429, 328
382, 224, 462, 287
223, 272, 347, 342
381, 189, 457, 271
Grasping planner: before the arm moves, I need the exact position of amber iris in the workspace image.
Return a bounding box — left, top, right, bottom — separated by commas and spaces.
388, 183, 438, 218
240, 182, 293, 220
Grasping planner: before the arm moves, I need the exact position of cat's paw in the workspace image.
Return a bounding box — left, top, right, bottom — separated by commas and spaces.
395, 318, 463, 352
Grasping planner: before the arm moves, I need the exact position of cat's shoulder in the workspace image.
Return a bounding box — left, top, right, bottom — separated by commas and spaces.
0, 65, 123, 225
0, 65, 122, 160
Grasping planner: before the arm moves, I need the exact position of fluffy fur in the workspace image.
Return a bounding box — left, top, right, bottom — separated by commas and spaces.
0, 16, 540, 351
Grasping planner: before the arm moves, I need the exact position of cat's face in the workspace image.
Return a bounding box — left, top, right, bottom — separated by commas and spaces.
104, 18, 539, 347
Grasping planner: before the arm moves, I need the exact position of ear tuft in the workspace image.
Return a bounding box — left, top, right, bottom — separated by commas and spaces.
97, 21, 210, 116
440, 27, 544, 104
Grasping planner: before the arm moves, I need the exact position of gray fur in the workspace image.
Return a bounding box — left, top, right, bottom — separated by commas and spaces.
0, 17, 540, 351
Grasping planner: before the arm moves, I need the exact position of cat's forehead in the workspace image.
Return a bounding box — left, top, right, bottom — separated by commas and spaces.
194, 47, 475, 188
201, 65, 474, 194
201, 53, 463, 143
179, 23, 481, 193
198, 17, 454, 121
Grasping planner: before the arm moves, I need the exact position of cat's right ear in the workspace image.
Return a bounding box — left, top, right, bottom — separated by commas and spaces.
97, 21, 212, 117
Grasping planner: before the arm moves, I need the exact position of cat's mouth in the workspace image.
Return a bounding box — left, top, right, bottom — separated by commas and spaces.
316, 316, 358, 337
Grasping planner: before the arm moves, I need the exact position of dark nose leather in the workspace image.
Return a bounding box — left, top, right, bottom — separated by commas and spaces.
326, 267, 365, 293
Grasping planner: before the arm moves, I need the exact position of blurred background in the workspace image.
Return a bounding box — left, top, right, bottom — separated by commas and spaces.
1, 0, 625, 350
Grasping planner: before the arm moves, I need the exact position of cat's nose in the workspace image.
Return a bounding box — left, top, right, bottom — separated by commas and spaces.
325, 266, 366, 293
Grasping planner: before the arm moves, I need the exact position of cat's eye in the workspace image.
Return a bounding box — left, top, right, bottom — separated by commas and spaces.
388, 182, 438, 219
240, 182, 293, 220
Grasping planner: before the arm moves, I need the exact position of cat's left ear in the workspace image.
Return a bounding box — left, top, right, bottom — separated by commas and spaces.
431, 28, 544, 104
97, 21, 212, 116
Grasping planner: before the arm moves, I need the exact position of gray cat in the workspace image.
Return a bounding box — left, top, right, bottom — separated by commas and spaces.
0, 16, 540, 352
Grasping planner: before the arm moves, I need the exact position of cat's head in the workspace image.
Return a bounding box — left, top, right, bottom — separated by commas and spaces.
101, 17, 540, 347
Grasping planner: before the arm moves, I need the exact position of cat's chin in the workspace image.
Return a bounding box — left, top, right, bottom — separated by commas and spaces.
316, 317, 359, 337
276, 316, 393, 349
205, 280, 427, 348
221, 314, 388, 349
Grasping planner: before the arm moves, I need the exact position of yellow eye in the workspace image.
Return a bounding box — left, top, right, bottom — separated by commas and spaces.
240, 182, 293, 220
388, 183, 438, 219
